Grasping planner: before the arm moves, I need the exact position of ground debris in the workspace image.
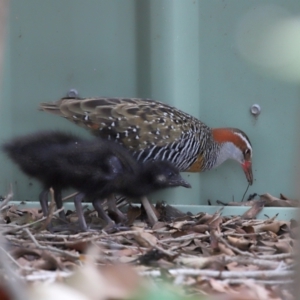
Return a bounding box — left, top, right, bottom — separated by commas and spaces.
0, 194, 297, 300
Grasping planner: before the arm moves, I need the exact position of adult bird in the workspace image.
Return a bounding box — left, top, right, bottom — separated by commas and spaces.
40, 97, 253, 184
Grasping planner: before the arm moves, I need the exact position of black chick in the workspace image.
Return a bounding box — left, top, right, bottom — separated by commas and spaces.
2, 131, 190, 231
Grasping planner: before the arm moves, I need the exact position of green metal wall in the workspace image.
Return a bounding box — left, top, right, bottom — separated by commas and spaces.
1, 0, 300, 207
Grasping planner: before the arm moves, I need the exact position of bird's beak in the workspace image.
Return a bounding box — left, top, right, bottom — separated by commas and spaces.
241, 161, 253, 185
172, 176, 191, 188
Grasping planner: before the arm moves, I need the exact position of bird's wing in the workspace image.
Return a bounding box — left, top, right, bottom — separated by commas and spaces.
40, 97, 207, 151
55, 145, 123, 183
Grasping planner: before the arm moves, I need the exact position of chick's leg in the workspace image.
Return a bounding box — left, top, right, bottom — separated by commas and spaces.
53, 189, 66, 220
107, 194, 127, 222
140, 196, 158, 226
39, 189, 49, 216
92, 198, 115, 228
74, 192, 88, 231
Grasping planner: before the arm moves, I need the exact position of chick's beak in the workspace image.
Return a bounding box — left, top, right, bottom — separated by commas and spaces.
242, 161, 253, 185
172, 175, 191, 188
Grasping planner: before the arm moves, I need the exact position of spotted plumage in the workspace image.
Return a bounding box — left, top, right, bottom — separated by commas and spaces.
40, 97, 253, 184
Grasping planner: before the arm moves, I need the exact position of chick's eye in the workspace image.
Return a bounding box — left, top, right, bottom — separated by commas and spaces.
167, 171, 174, 178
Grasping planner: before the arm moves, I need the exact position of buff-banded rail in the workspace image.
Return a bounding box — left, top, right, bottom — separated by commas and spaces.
40, 97, 253, 184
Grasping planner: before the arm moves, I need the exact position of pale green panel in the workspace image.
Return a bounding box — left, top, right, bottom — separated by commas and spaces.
140, 0, 203, 205
3, 0, 139, 200
196, 1, 300, 205
0, 23, 13, 196
10, 0, 138, 102
1, 0, 300, 206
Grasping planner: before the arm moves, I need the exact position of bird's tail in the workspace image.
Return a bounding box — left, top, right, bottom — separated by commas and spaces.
39, 98, 64, 116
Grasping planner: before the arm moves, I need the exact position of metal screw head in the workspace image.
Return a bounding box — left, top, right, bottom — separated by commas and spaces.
250, 104, 261, 116
67, 89, 79, 98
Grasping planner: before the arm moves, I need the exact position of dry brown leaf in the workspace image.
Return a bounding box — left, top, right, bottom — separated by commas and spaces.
218, 242, 235, 256
5, 206, 42, 225
171, 230, 189, 238
210, 229, 219, 251
260, 240, 277, 247
253, 221, 282, 233
127, 205, 141, 226
176, 256, 212, 268
152, 221, 166, 230
242, 199, 265, 219
11, 247, 41, 262
227, 236, 251, 250
226, 261, 243, 271
131, 221, 148, 229
32, 251, 64, 270
219, 192, 299, 208
155, 258, 175, 269
22, 208, 43, 220
175, 239, 194, 250
209, 278, 234, 294
133, 231, 157, 247
241, 225, 258, 242
226, 262, 259, 272
116, 248, 141, 257
260, 193, 299, 207
155, 202, 187, 221
118, 256, 139, 264
190, 224, 209, 233
170, 220, 191, 230
234, 227, 247, 234
193, 240, 213, 256
274, 241, 293, 253
209, 215, 223, 229
196, 213, 214, 224
66, 241, 91, 253
16, 257, 32, 268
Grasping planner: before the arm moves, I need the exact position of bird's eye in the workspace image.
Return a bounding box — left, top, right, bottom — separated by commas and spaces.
167, 171, 174, 178
244, 149, 250, 155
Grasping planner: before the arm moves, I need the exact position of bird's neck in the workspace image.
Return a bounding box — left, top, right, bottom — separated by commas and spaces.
210, 128, 243, 169
212, 128, 239, 144
117, 168, 155, 197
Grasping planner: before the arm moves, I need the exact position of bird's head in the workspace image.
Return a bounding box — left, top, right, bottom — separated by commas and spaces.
212, 128, 253, 185
144, 161, 191, 189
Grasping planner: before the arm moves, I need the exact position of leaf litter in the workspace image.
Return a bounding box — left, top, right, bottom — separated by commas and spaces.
0, 191, 297, 300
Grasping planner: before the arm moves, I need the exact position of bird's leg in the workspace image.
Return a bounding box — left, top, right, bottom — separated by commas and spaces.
39, 189, 49, 216
54, 188, 66, 220
140, 196, 158, 226
107, 194, 127, 223
74, 192, 88, 231
92, 198, 115, 228
39, 189, 55, 232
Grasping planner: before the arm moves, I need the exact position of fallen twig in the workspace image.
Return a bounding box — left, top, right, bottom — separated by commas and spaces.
0, 184, 13, 211
24, 228, 80, 260
218, 236, 255, 257
139, 268, 294, 279
2, 207, 65, 234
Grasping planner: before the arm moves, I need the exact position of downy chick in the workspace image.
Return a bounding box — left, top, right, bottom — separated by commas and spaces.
3, 131, 190, 230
